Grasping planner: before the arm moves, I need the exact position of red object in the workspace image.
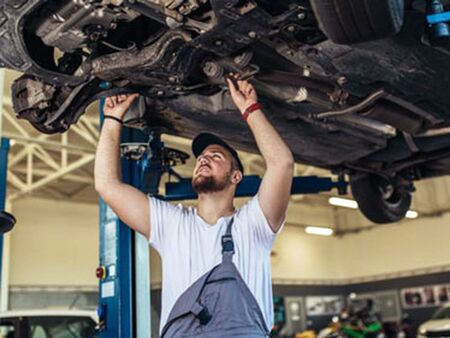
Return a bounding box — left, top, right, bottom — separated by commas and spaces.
242, 102, 261, 122
96, 266, 107, 280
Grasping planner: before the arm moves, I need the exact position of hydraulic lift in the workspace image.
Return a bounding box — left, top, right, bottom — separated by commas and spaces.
0, 138, 13, 234
0, 138, 13, 288
96, 122, 348, 337
426, 0, 450, 45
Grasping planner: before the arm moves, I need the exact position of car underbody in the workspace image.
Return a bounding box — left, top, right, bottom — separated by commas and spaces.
1, 0, 450, 222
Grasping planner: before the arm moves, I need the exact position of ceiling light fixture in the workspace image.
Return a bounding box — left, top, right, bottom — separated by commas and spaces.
406, 210, 419, 219
305, 226, 334, 236
329, 197, 419, 220
328, 197, 358, 209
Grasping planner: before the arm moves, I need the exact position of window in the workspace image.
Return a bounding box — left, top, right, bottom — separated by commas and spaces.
349, 290, 401, 322
431, 305, 450, 320
28, 316, 96, 338
0, 321, 16, 338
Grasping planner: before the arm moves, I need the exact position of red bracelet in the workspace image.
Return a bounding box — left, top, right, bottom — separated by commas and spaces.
242, 102, 261, 122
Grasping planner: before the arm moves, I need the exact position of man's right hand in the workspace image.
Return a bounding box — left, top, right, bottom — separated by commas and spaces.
104, 94, 139, 120
96, 92, 151, 240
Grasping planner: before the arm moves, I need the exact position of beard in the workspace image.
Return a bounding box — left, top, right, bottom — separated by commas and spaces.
192, 171, 232, 194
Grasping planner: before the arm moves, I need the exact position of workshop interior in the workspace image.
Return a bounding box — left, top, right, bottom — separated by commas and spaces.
0, 0, 450, 337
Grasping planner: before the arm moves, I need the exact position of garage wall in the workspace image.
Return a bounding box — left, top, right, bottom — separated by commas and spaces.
7, 196, 450, 287
268, 211, 450, 283
9, 197, 99, 286
271, 224, 342, 282
339, 212, 450, 279
150, 248, 162, 286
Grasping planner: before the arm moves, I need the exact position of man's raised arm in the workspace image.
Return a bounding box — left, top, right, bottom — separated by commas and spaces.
94, 94, 151, 240
228, 79, 294, 233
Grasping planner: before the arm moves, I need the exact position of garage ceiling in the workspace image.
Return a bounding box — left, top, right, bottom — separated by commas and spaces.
1, 69, 449, 235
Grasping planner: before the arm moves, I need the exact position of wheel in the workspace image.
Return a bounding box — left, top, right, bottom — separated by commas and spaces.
350, 173, 412, 223
11, 75, 67, 133
310, 0, 404, 44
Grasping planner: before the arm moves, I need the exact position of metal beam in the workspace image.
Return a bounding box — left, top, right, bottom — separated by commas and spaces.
33, 146, 61, 170
71, 124, 98, 146
61, 133, 68, 168
80, 116, 100, 139
11, 167, 93, 184
2, 132, 95, 154
26, 146, 32, 186
3, 110, 29, 137
6, 170, 27, 191
7, 154, 95, 202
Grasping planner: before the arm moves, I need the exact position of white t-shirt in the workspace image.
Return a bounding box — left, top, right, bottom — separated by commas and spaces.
148, 194, 283, 333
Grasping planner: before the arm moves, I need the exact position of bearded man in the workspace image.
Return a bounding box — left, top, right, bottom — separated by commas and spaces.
94, 78, 294, 337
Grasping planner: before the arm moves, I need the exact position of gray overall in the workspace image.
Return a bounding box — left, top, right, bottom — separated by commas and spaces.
160, 218, 270, 338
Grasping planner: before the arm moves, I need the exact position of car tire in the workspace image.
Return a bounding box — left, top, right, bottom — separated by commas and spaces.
350, 173, 412, 223
310, 0, 404, 44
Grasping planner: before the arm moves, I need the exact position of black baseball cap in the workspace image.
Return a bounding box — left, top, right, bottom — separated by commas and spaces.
192, 133, 244, 173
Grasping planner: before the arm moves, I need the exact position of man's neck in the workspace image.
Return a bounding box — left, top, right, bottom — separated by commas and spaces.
197, 189, 235, 225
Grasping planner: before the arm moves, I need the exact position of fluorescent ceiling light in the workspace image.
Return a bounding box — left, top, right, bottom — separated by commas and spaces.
406, 210, 419, 219
328, 197, 358, 209
305, 226, 334, 236
329, 198, 419, 220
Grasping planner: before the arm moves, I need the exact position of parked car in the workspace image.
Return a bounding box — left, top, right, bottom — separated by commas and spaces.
1, 0, 450, 223
0, 309, 98, 338
418, 304, 450, 338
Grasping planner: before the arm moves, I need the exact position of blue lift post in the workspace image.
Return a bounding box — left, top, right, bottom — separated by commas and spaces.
97, 102, 153, 337
0, 138, 10, 294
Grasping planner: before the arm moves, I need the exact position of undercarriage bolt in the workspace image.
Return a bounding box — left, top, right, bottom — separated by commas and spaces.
248, 31, 257, 39
168, 76, 177, 83
297, 12, 306, 20
303, 66, 311, 77
203, 61, 224, 79
293, 87, 308, 102
225, 1, 234, 8
215, 40, 223, 46
337, 77, 347, 86
166, 17, 183, 29
233, 51, 253, 67
287, 25, 296, 32
157, 90, 165, 96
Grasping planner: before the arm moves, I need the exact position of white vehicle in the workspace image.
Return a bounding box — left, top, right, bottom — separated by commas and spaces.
418, 304, 450, 338
0, 309, 98, 338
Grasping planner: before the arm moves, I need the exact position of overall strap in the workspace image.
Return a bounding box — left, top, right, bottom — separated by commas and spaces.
221, 217, 235, 261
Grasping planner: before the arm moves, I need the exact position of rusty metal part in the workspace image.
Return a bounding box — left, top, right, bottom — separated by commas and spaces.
313, 90, 387, 119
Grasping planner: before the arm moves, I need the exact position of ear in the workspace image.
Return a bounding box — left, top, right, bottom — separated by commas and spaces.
231, 170, 243, 185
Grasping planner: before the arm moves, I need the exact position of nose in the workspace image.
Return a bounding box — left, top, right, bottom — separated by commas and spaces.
198, 155, 210, 165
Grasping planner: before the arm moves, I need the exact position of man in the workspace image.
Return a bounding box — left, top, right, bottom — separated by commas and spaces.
94, 78, 294, 335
